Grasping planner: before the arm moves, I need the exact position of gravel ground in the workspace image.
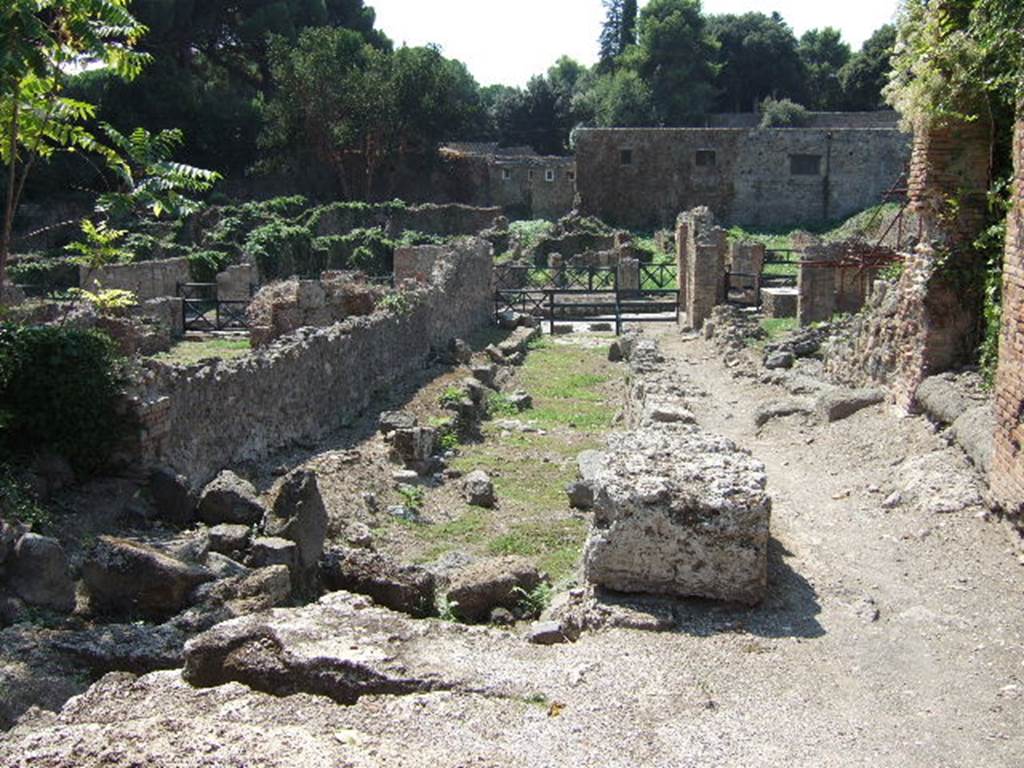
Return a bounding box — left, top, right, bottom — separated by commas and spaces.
2, 326, 1023, 767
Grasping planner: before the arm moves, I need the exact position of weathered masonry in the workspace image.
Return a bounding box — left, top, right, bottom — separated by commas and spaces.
992, 111, 1024, 519
574, 127, 911, 230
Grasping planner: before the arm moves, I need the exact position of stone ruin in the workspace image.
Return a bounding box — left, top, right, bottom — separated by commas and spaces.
247, 271, 385, 348
580, 334, 771, 604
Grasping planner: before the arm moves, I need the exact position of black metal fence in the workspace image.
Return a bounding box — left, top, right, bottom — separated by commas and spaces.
178, 282, 251, 332
494, 263, 679, 334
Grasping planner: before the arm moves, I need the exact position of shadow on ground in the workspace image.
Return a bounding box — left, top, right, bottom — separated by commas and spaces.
587, 538, 824, 640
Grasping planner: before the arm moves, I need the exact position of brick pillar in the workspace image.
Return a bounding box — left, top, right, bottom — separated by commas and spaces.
991, 113, 1024, 516
798, 247, 837, 326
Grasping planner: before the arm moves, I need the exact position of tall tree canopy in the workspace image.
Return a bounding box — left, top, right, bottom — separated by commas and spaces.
798, 28, 851, 111
637, 0, 717, 123
707, 12, 805, 112
258, 28, 483, 199
599, 0, 639, 66
840, 25, 897, 111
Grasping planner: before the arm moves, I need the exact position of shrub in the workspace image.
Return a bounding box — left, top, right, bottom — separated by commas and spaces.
759, 97, 810, 128
0, 324, 128, 474
244, 222, 320, 280
188, 249, 234, 282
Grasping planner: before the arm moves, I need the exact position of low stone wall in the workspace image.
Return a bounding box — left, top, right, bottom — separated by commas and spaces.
81, 257, 189, 301
132, 239, 493, 484
583, 335, 771, 604
311, 203, 501, 238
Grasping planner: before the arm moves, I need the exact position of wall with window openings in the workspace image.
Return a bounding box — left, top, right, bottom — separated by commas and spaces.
490, 157, 576, 220
574, 127, 911, 230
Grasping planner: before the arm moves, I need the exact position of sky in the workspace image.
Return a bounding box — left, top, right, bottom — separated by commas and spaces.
367, 0, 900, 87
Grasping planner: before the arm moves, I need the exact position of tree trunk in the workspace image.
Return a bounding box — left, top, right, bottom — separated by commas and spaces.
1, 97, 19, 303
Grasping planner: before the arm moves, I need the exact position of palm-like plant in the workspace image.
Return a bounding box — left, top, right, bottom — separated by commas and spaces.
96, 124, 222, 220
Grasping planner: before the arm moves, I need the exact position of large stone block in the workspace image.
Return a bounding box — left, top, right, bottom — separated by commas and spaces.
583, 427, 770, 605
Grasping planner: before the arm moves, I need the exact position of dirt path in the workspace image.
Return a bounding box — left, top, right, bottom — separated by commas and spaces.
5, 326, 1024, 768
648, 326, 1024, 766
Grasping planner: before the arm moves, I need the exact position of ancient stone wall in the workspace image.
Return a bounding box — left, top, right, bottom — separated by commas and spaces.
247, 273, 383, 348
80, 257, 190, 301
823, 119, 991, 409
310, 203, 501, 239
132, 239, 493, 483
216, 265, 257, 302
676, 208, 727, 330
575, 127, 911, 230
991, 115, 1024, 516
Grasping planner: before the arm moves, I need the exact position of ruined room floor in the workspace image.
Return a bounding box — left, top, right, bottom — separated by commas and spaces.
3, 328, 1023, 767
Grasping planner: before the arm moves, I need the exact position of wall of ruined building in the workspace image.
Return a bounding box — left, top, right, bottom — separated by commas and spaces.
247, 273, 384, 348
822, 119, 991, 409
309, 202, 501, 239
131, 239, 493, 484
80, 257, 189, 300
991, 115, 1024, 516
687, 111, 901, 129
575, 127, 911, 230
675, 207, 727, 330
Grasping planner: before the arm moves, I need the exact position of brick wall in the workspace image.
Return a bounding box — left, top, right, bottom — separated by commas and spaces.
676, 207, 727, 330
991, 115, 1024, 516
823, 118, 991, 409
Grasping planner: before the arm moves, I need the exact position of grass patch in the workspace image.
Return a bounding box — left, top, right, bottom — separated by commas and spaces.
517, 339, 619, 431
760, 317, 798, 340
152, 337, 250, 365
488, 519, 587, 581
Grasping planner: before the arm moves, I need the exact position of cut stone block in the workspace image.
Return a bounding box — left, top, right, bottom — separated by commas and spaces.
583, 427, 770, 605
761, 287, 798, 319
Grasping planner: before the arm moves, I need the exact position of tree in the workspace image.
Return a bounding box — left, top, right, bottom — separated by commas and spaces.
599, 0, 639, 67
1, 0, 149, 299
840, 25, 897, 111
576, 68, 657, 127
637, 0, 717, 124
259, 29, 484, 198
798, 28, 851, 111
707, 12, 806, 112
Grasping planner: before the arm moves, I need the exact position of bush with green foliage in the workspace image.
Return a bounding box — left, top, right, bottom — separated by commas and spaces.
245, 222, 320, 280
759, 97, 810, 128
188, 250, 234, 282
0, 324, 127, 474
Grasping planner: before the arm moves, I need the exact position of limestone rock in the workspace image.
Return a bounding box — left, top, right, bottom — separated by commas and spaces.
82, 536, 214, 619
462, 470, 496, 508
379, 410, 417, 435
8, 533, 75, 613
816, 387, 885, 422
508, 391, 533, 411
50, 623, 186, 675
947, 404, 995, 475
753, 398, 814, 428
528, 620, 568, 645
565, 480, 594, 510
264, 469, 328, 576
583, 428, 770, 605
764, 350, 795, 370
446, 556, 542, 623
248, 536, 298, 571
916, 375, 971, 425
390, 427, 438, 471
197, 470, 264, 526
207, 523, 251, 555
320, 546, 436, 617
148, 466, 196, 527
204, 552, 250, 580
183, 591, 530, 704
471, 363, 497, 387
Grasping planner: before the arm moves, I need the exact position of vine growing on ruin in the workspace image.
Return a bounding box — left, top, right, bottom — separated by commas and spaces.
886, 0, 1024, 383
